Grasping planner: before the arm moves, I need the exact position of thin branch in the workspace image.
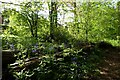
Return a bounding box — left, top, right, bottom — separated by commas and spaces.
0, 1, 22, 6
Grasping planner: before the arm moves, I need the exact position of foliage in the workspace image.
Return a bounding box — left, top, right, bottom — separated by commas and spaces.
10, 43, 101, 80
1, 1, 120, 80
12, 69, 34, 80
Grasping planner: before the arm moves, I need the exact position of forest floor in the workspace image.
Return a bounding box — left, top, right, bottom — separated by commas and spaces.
97, 47, 120, 80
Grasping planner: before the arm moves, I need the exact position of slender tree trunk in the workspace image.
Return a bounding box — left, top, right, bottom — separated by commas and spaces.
50, 1, 54, 40
27, 17, 34, 37
50, 0, 57, 40
34, 12, 38, 40
29, 11, 38, 39
74, 1, 77, 28
85, 1, 91, 42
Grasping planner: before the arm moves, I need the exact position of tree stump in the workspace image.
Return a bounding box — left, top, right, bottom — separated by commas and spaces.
2, 50, 19, 80
2, 50, 19, 67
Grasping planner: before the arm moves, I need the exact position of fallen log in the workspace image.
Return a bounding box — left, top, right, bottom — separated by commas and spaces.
9, 57, 41, 71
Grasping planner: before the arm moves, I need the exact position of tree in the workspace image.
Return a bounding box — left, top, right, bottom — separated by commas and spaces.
74, 1, 77, 28
19, 2, 39, 39
49, 0, 57, 40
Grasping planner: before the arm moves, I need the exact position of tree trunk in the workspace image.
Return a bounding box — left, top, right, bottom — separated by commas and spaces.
74, 1, 77, 28
50, 1, 57, 40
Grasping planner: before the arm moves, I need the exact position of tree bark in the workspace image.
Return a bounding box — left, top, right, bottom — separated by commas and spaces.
50, 1, 57, 40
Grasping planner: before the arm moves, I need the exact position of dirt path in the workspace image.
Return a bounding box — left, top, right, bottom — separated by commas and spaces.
98, 47, 120, 80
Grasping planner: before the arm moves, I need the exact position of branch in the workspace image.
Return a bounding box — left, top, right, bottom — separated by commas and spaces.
0, 1, 22, 6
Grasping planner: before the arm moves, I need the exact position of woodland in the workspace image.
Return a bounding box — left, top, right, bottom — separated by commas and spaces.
0, 0, 120, 80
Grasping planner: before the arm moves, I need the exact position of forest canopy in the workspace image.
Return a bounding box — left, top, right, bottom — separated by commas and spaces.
1, 0, 120, 46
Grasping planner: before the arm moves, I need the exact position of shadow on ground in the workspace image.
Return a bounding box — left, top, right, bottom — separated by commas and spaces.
98, 47, 120, 80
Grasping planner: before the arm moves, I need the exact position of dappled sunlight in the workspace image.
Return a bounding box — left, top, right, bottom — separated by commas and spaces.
98, 48, 120, 79
1, 0, 120, 79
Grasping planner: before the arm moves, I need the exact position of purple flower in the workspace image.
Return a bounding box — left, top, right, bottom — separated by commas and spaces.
32, 49, 37, 53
